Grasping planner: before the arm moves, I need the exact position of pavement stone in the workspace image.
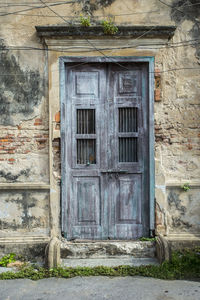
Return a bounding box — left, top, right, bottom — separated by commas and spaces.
0, 267, 16, 274
0, 276, 200, 300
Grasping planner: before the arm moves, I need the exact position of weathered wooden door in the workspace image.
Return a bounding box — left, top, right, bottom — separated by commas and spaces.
62, 62, 149, 240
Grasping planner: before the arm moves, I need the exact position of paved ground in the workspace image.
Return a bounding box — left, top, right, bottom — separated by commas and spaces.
0, 277, 199, 300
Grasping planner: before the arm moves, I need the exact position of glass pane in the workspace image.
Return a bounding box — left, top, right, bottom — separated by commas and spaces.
119, 138, 138, 162
77, 109, 95, 134
119, 108, 138, 132
77, 139, 96, 164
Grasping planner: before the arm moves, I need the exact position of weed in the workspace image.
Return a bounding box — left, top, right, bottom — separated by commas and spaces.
139, 237, 156, 242
80, 15, 91, 27
0, 253, 16, 267
0, 249, 199, 281
181, 183, 190, 192
101, 18, 118, 35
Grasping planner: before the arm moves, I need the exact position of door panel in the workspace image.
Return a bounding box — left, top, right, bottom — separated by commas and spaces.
75, 177, 100, 225
74, 71, 99, 97
63, 62, 149, 240
108, 174, 142, 239
117, 175, 141, 224
107, 63, 148, 239
64, 63, 107, 240
71, 176, 102, 239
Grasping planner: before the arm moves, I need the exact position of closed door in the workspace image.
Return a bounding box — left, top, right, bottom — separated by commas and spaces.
62, 62, 149, 240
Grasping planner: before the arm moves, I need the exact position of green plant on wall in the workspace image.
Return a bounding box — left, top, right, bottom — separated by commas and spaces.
181, 183, 190, 192
0, 253, 16, 267
139, 237, 156, 242
80, 15, 91, 27
101, 18, 118, 35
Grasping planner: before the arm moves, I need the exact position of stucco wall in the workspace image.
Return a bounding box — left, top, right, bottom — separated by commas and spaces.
0, 0, 199, 243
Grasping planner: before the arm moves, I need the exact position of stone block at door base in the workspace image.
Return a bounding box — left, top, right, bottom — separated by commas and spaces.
60, 240, 156, 259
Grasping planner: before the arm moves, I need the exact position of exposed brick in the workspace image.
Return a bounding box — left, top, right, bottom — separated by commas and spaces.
154, 89, 161, 101
187, 144, 193, 150
55, 111, 60, 123
8, 158, 15, 162
154, 68, 161, 102
34, 118, 42, 126
23, 150, 31, 154
8, 150, 15, 154
154, 68, 161, 76
55, 123, 60, 130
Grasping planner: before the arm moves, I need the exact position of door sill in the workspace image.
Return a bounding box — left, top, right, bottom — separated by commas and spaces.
61, 239, 156, 259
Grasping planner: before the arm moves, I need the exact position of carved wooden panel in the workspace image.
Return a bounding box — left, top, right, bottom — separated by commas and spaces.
117, 175, 141, 224
74, 72, 99, 97
74, 177, 100, 225
118, 72, 138, 95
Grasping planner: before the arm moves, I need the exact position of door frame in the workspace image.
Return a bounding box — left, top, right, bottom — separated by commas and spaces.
60, 56, 155, 237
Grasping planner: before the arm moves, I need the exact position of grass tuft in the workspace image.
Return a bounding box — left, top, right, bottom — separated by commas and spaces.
0, 249, 199, 281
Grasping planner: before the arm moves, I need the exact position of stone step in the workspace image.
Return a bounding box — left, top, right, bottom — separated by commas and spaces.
61, 257, 159, 268
0, 267, 16, 274
60, 240, 156, 259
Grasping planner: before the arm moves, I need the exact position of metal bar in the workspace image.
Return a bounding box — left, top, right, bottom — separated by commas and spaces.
76, 134, 97, 139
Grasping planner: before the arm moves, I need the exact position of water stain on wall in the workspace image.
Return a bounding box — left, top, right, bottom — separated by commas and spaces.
0, 169, 31, 182
168, 191, 186, 215
171, 0, 200, 59
0, 40, 45, 126
0, 191, 49, 231
78, 0, 116, 14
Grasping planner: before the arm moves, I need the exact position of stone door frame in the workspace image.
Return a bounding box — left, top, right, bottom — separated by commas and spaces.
59, 56, 155, 238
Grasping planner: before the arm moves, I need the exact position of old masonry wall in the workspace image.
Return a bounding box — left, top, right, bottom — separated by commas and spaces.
0, 0, 200, 260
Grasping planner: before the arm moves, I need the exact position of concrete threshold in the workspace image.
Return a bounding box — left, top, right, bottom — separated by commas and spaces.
61, 257, 159, 268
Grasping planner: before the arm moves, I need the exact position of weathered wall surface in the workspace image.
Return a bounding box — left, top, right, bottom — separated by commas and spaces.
0, 190, 49, 235
0, 0, 199, 247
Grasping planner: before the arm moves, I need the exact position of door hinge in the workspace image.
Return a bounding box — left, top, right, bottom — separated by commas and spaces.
149, 229, 155, 238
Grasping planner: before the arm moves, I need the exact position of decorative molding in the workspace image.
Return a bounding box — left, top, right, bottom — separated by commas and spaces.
167, 233, 200, 240
0, 183, 50, 190
36, 25, 176, 39
166, 181, 200, 188
43, 38, 172, 53
0, 236, 50, 243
